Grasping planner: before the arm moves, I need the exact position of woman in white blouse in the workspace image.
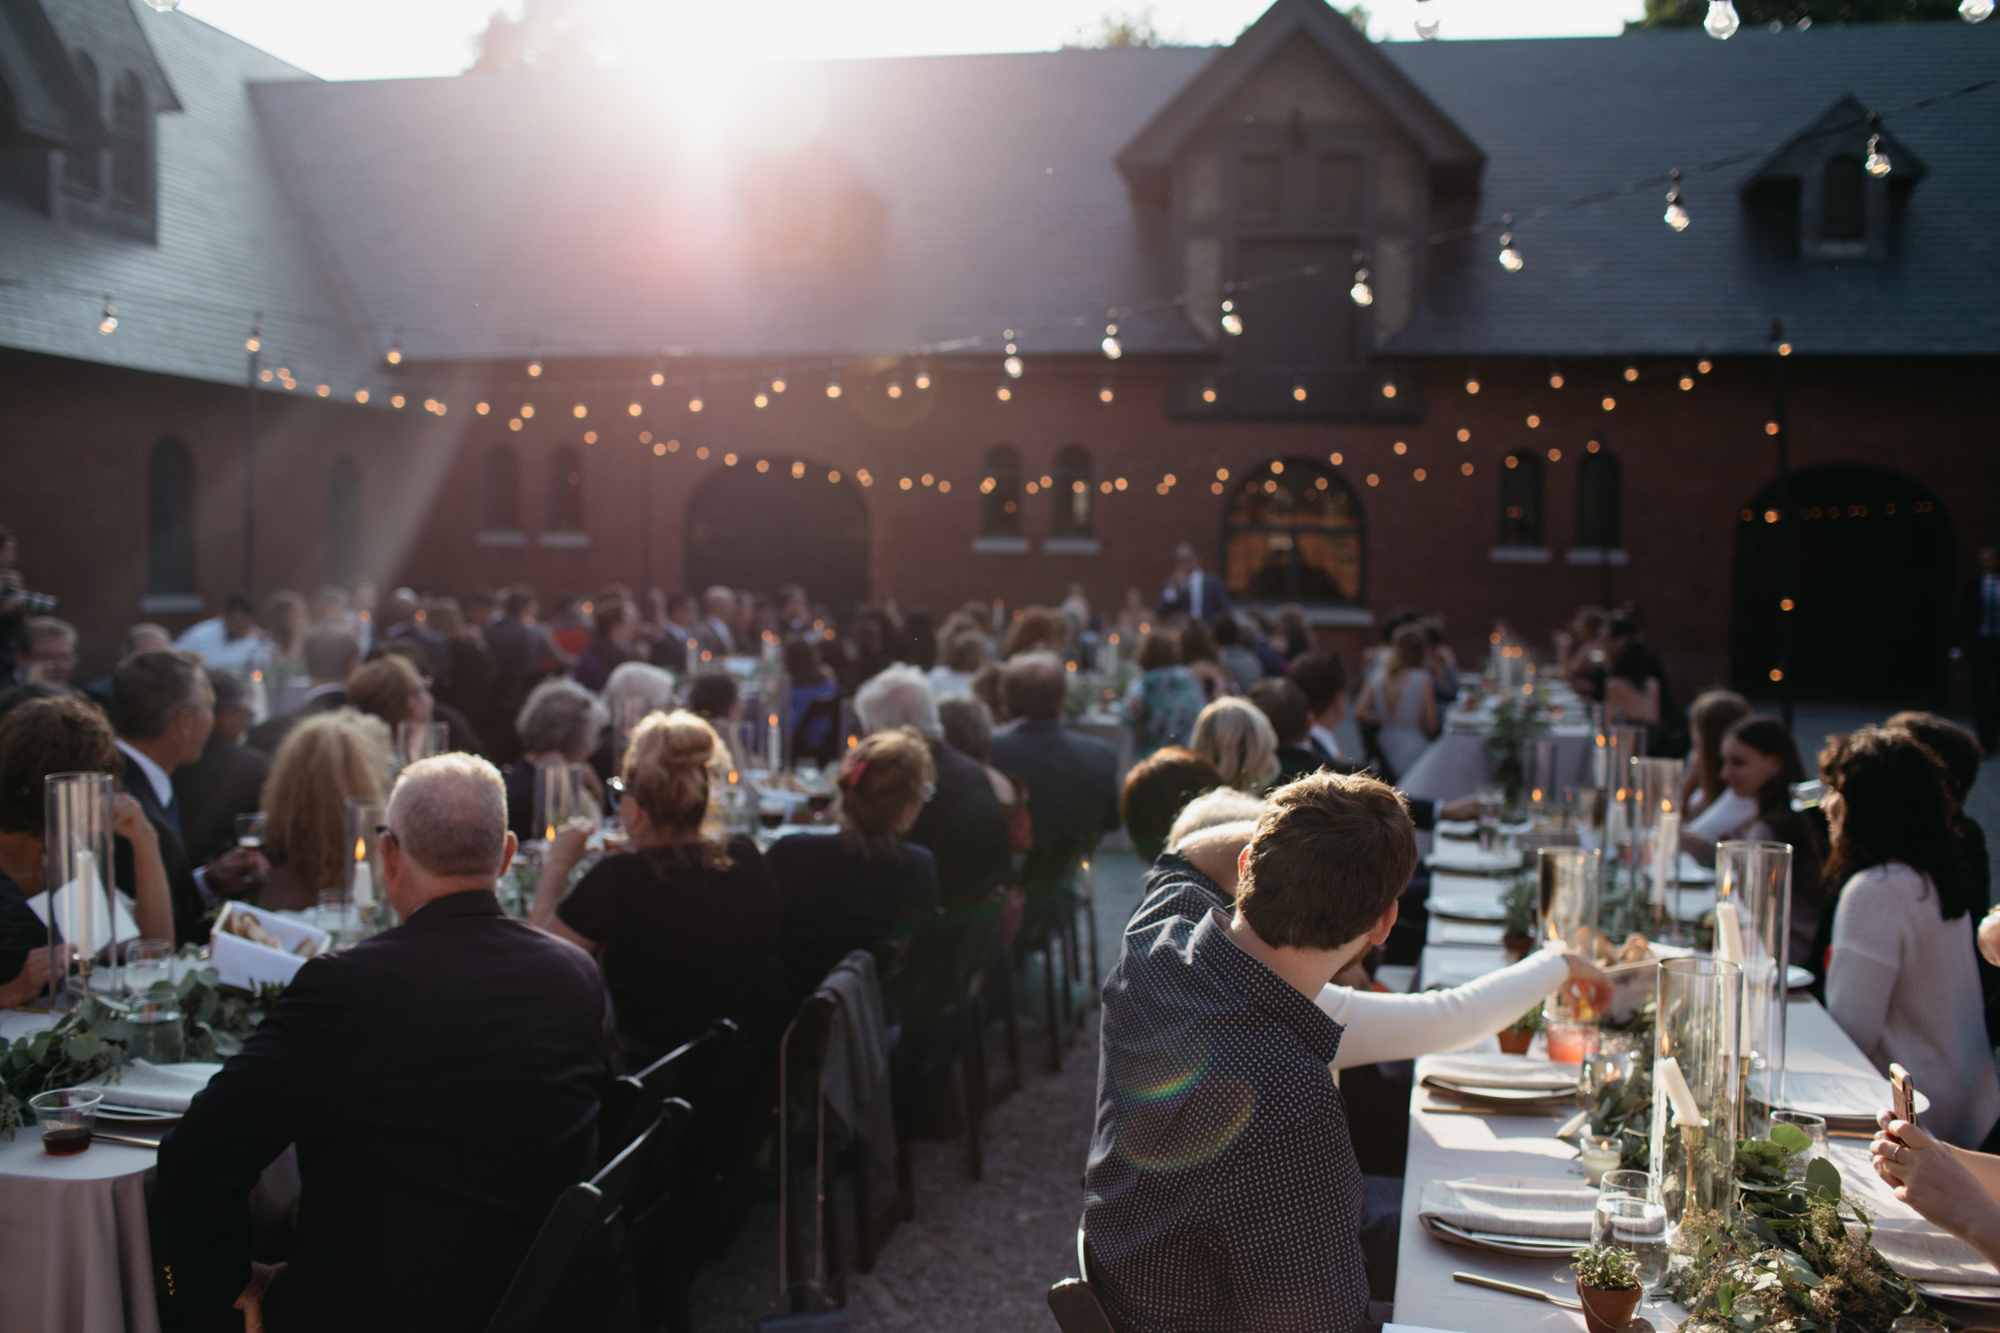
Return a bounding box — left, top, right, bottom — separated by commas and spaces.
1824, 726, 1999, 1149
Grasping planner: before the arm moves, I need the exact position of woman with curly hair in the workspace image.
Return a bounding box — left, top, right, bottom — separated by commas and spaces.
1823, 725, 1999, 1148
257, 711, 392, 911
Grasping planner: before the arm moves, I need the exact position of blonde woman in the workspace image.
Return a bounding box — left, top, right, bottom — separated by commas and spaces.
258, 711, 392, 910
532, 710, 784, 1056
1189, 696, 1282, 794
1354, 623, 1437, 780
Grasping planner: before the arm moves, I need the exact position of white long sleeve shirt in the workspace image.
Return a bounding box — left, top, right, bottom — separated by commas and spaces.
1315, 949, 1571, 1071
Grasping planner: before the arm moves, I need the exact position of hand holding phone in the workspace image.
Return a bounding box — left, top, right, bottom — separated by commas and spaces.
1891, 1062, 1917, 1127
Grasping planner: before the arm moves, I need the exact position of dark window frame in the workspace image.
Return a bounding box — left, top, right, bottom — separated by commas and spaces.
1220, 457, 1366, 606
484, 444, 521, 532
548, 444, 584, 531
146, 436, 193, 595
1575, 450, 1621, 550
980, 444, 1022, 538
110, 70, 149, 210
1498, 451, 1545, 548
1050, 444, 1093, 538
63, 52, 100, 197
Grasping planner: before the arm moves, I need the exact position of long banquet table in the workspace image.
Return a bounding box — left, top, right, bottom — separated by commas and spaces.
1389, 998, 1923, 1331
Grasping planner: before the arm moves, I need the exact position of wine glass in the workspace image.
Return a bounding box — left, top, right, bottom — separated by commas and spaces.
1600, 1195, 1670, 1304
235, 812, 266, 853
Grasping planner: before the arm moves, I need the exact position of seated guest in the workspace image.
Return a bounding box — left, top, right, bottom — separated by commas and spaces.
1287, 649, 1349, 764
158, 754, 613, 1332
1210, 614, 1265, 693
990, 652, 1121, 906
1165, 789, 1270, 855
260, 590, 311, 714
1890, 711, 1989, 912
1124, 631, 1202, 759
1084, 772, 1410, 1333
482, 585, 544, 762
1190, 695, 1282, 794
1872, 1111, 2000, 1271
1683, 715, 1815, 866
1703, 716, 1827, 967
786, 637, 843, 763
1119, 745, 1223, 863
368, 642, 485, 756
1175, 617, 1234, 703
646, 590, 699, 673
1824, 726, 1999, 1149
573, 593, 640, 692
937, 694, 1030, 847
768, 727, 940, 998
173, 669, 271, 865
502, 679, 607, 843
1677, 689, 1751, 818
856, 665, 1012, 913
80, 622, 174, 711
1249, 677, 1325, 783
927, 628, 989, 701
175, 595, 267, 676
426, 598, 496, 742
17, 615, 78, 686
259, 712, 393, 911
113, 650, 262, 945
378, 587, 451, 682
603, 659, 679, 729
686, 670, 751, 773
0, 696, 174, 1006
533, 711, 785, 1056
1601, 638, 1662, 725
348, 652, 433, 732
245, 627, 359, 754
1353, 623, 1438, 782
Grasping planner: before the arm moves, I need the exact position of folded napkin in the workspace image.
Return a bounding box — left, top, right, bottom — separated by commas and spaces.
1866, 1219, 2000, 1287
1421, 1054, 1579, 1092
82, 1059, 223, 1112
1418, 1176, 1598, 1241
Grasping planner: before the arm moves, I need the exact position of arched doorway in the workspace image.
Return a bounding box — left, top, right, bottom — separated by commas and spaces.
1221, 457, 1365, 605
1730, 465, 1953, 704
684, 460, 870, 616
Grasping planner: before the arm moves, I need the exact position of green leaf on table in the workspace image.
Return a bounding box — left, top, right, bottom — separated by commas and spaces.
1805, 1156, 1842, 1201
63, 1029, 102, 1062
1769, 1123, 1812, 1154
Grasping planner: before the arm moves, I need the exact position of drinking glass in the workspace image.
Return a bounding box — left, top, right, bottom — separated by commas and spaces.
47, 771, 116, 1008
1718, 840, 1792, 1125
533, 762, 580, 844
30, 1088, 102, 1156
1540, 847, 1600, 1021
1545, 1021, 1600, 1065
1889, 1321, 1947, 1333
234, 811, 267, 853
1600, 1195, 1671, 1295
1528, 739, 1561, 816
1651, 956, 1741, 1249
1770, 1109, 1829, 1178
126, 992, 185, 1064
124, 938, 174, 996
397, 721, 450, 766
315, 890, 359, 947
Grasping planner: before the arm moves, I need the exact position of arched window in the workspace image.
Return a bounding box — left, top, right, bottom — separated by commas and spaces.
484, 445, 520, 531
327, 457, 360, 587
110, 71, 148, 208
1051, 444, 1093, 538
548, 444, 584, 531
1498, 451, 1545, 548
146, 436, 193, 595
1223, 458, 1364, 605
64, 52, 99, 196
1576, 450, 1621, 550
979, 444, 1021, 538
1822, 155, 1866, 242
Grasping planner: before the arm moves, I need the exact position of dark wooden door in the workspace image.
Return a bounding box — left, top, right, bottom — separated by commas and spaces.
683, 462, 870, 617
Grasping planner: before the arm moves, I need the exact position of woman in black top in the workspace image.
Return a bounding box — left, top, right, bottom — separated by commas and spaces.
768, 726, 941, 999
532, 709, 784, 1058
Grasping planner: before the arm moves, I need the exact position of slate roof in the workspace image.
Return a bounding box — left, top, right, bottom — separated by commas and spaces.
3, 4, 1997, 393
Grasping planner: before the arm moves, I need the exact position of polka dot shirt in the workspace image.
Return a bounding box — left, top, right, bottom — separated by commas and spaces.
1082, 870, 1369, 1333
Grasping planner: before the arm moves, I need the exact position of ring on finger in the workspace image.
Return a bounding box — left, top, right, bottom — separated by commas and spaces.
1893, 1144, 1905, 1163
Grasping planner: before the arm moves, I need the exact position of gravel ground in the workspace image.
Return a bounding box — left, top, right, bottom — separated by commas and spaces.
688, 850, 1148, 1333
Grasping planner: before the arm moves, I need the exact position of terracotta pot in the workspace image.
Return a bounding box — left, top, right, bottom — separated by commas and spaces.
1502, 933, 1534, 963
1497, 1027, 1535, 1055
1575, 1279, 1642, 1333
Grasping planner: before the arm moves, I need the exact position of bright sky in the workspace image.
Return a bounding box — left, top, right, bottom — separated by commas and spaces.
173, 0, 1648, 82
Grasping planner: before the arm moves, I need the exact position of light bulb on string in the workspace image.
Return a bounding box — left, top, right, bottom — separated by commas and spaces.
887, 376, 903, 399
385, 341, 402, 364
1291, 379, 1308, 402
1496, 219, 1523, 272
1220, 298, 1243, 336
143, 0, 180, 11
1349, 267, 1373, 306
1099, 378, 1115, 404
1101, 322, 1122, 360
527, 357, 542, 377
1704, 0, 1740, 38
1663, 170, 1690, 231
1964, 0, 1995, 21
1004, 354, 1024, 379
771, 376, 786, 394
1865, 133, 1892, 177
1414, 0, 1441, 40
97, 296, 117, 335
995, 381, 1012, 402
245, 326, 261, 353
825, 373, 841, 399
1200, 379, 1218, 404
913, 361, 932, 391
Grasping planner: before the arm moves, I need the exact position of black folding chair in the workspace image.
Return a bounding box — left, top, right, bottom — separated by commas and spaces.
1047, 1228, 1118, 1333
601, 1018, 740, 1158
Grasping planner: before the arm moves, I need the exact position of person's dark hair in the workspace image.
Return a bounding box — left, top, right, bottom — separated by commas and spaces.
1725, 716, 1808, 818
1247, 678, 1311, 748
1689, 690, 1752, 806
970, 660, 1006, 721
224, 594, 255, 617
1177, 619, 1218, 665
686, 672, 739, 720
1136, 630, 1179, 673
348, 654, 426, 727
112, 649, 205, 739
503, 584, 535, 617
207, 668, 249, 714
1236, 770, 1418, 949
1120, 745, 1223, 862
0, 695, 120, 836
664, 592, 697, 624
1608, 639, 1651, 687
784, 636, 822, 687
1821, 725, 1971, 919
1886, 711, 1984, 807
937, 695, 995, 765
1000, 651, 1067, 721
0, 681, 68, 723
1606, 616, 1638, 642
836, 726, 935, 860
1210, 615, 1241, 647
302, 628, 361, 682
1001, 607, 1064, 659
1287, 651, 1347, 715
591, 594, 629, 638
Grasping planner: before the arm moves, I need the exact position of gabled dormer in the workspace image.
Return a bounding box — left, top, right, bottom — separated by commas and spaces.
1120, 0, 1481, 419
39, 0, 181, 241
1744, 94, 1924, 264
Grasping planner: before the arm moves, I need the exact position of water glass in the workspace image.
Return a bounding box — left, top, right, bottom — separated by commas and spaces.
124, 938, 174, 996
316, 890, 359, 947
126, 992, 186, 1064
1770, 1109, 1829, 1178
1599, 1195, 1670, 1293
234, 811, 266, 852
397, 721, 450, 766
30, 1088, 102, 1156
1889, 1321, 1947, 1332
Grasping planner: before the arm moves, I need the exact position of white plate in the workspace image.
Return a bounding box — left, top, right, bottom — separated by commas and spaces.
1423, 1217, 1584, 1257
96, 1104, 183, 1123
1788, 965, 1813, 990
1426, 847, 1524, 873
1428, 896, 1509, 923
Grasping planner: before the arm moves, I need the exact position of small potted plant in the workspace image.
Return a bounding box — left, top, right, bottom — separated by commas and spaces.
1497, 1004, 1541, 1055
1500, 875, 1536, 962
1571, 1243, 1643, 1333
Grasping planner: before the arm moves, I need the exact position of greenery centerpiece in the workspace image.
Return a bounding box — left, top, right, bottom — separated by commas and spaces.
1483, 695, 1550, 818
1572, 1243, 1645, 1333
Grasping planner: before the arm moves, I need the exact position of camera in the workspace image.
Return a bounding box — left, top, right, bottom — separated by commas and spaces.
0, 571, 57, 615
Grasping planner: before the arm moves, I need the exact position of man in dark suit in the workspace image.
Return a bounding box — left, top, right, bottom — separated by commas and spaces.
854, 664, 1012, 911
484, 585, 545, 762
173, 667, 271, 865
112, 650, 261, 947
158, 753, 614, 1333
1156, 542, 1231, 623
245, 628, 359, 754
989, 653, 1120, 902
1248, 677, 1326, 783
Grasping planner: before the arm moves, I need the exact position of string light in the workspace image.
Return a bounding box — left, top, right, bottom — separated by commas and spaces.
770, 376, 785, 395
1465, 375, 1480, 394
1101, 320, 1122, 360
1526, 413, 1541, 428
1705, 0, 1741, 38
1099, 378, 1115, 404
1381, 381, 1397, 399
1393, 440, 1408, 455
143, 0, 182, 11
1460, 461, 1475, 475
687, 395, 702, 413
245, 327, 260, 353
1966, 0, 1995, 21
1865, 132, 1892, 177
1680, 375, 1695, 390
1549, 370, 1565, 389
573, 403, 588, 418
1497, 222, 1523, 272
1291, 379, 1307, 402
1602, 395, 1617, 411
385, 342, 401, 364
1003, 353, 1024, 379
391, 394, 406, 409
1456, 427, 1472, 442
886, 376, 903, 398
651, 370, 665, 386
754, 390, 769, 408
97, 296, 117, 335
527, 358, 542, 377
316, 384, 330, 397
1698, 359, 1713, 374
520, 403, 535, 418
1664, 170, 1690, 231
1220, 298, 1243, 336
1414, 0, 1441, 40
914, 362, 931, 391
1349, 266, 1373, 306
1201, 379, 1217, 404
1623, 364, 1639, 381
476, 401, 490, 414
996, 382, 1011, 402
355, 389, 370, 404
825, 374, 841, 399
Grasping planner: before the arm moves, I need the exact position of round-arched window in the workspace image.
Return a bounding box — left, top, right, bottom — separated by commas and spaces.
1222, 458, 1364, 605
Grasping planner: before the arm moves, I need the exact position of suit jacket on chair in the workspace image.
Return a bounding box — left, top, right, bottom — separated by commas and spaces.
114, 753, 208, 948
157, 889, 615, 1333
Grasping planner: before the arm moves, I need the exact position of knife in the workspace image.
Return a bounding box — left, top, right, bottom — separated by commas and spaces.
92, 1131, 163, 1150
1454, 1270, 1584, 1310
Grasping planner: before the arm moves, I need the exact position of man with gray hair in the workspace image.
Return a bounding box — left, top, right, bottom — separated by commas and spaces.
989, 651, 1120, 900
159, 753, 613, 1333
856, 664, 1011, 913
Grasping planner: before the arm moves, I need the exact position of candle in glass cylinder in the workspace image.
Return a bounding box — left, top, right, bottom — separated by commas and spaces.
351, 838, 375, 909
1714, 901, 1744, 966
1653, 808, 1680, 907
768, 712, 783, 771
74, 848, 97, 953
1655, 1055, 1706, 1129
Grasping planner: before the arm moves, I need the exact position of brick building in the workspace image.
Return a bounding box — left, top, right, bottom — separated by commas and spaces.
3, 0, 1995, 701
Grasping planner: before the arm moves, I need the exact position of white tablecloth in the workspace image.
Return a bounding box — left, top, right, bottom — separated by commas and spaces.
0, 1130, 162, 1333
1400, 729, 1597, 805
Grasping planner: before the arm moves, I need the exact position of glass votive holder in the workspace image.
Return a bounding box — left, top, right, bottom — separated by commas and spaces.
123, 938, 174, 996
1579, 1135, 1623, 1186
1545, 1020, 1602, 1065
316, 890, 358, 948
1769, 1109, 1829, 1178
126, 992, 185, 1065
30, 1088, 102, 1156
